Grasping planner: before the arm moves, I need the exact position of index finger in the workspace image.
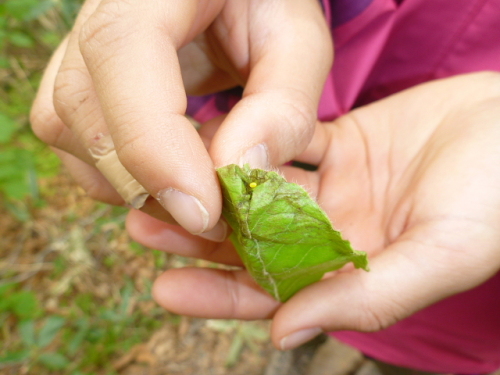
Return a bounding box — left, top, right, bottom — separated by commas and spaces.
78, 0, 226, 234
210, 0, 333, 169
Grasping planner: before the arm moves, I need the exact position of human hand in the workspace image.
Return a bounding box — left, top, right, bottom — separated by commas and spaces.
30, 0, 332, 237
126, 72, 500, 349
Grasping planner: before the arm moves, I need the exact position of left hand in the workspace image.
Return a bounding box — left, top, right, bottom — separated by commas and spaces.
126, 72, 500, 350
30, 0, 332, 233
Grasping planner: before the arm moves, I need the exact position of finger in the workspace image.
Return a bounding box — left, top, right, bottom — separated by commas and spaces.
74, 0, 227, 234
30, 34, 131, 206
30, 37, 92, 164
126, 209, 241, 263
178, 35, 237, 96
34, 0, 146, 207
271, 223, 500, 351
52, 147, 124, 205
52, 0, 154, 209
210, 0, 333, 169
292, 122, 331, 167
51, 0, 102, 164
54, 146, 178, 222
197, 114, 226, 149
153, 267, 280, 319
197, 115, 326, 224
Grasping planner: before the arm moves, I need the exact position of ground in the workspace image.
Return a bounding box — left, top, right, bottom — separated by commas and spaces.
0, 5, 371, 371
1, 171, 379, 375
2, 3, 500, 374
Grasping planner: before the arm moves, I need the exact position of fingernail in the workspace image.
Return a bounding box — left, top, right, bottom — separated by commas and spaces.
280, 328, 322, 351
157, 188, 209, 235
239, 144, 269, 169
198, 219, 228, 242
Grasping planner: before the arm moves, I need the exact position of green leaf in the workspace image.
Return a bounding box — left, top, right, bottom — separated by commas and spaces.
217, 164, 369, 302
0, 283, 16, 296
19, 320, 36, 346
75, 293, 96, 315
0, 113, 17, 143
60, 0, 83, 26
7, 31, 34, 48
0, 350, 30, 364
0, 148, 37, 200
4, 0, 53, 21
0, 295, 13, 312
38, 352, 70, 370
37, 316, 66, 348
225, 334, 244, 368
118, 279, 134, 317
0, 57, 9, 69
4, 201, 31, 222
10, 290, 39, 319
40, 30, 61, 48
67, 318, 90, 355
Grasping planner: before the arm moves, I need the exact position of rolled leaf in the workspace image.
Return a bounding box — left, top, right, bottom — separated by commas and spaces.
217, 164, 368, 302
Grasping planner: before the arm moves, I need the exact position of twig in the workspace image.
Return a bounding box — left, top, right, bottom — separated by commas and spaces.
8, 57, 34, 92
0, 245, 57, 286
0, 226, 30, 276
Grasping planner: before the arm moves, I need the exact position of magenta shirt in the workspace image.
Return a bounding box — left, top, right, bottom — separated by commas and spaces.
187, 0, 500, 372
320, 1, 500, 372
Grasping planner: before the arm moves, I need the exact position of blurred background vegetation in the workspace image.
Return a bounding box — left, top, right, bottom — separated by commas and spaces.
0, 0, 77, 216
0, 2, 272, 374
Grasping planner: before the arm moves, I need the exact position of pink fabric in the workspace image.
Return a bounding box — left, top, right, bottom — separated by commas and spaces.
334, 272, 500, 373
319, 0, 397, 120
191, 97, 228, 124
320, 0, 500, 372
185, 0, 500, 371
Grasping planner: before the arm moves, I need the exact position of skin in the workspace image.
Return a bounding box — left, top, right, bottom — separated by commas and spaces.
30, 0, 333, 234
30, 0, 500, 354
126, 73, 500, 350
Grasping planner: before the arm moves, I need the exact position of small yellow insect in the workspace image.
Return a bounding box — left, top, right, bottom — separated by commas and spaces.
249, 182, 258, 189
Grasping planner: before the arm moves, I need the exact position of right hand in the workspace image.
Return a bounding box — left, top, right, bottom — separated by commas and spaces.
30, 0, 333, 239
126, 72, 500, 350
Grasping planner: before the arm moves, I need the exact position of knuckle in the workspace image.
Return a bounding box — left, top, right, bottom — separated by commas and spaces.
356, 296, 405, 332
112, 130, 164, 182
113, 132, 145, 168
79, 0, 137, 60
279, 89, 317, 143
53, 65, 93, 123
357, 308, 395, 332
30, 103, 65, 146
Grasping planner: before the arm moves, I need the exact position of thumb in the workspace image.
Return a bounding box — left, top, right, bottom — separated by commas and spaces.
271, 226, 499, 351
210, 0, 333, 169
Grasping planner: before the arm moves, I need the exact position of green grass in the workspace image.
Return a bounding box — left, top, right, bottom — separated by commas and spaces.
0, 3, 275, 370
0, 275, 168, 374
0, 2, 178, 374
0, 209, 173, 374
0, 0, 82, 214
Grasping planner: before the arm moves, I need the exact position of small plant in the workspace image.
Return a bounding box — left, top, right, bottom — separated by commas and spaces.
0, 284, 66, 371
0, 0, 83, 215
0, 280, 167, 374
206, 320, 269, 368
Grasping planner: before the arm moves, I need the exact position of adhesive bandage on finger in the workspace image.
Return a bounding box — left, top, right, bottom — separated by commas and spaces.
89, 134, 149, 209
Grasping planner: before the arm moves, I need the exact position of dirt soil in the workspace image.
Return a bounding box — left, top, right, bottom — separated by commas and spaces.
1, 171, 371, 375
4, 171, 497, 375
